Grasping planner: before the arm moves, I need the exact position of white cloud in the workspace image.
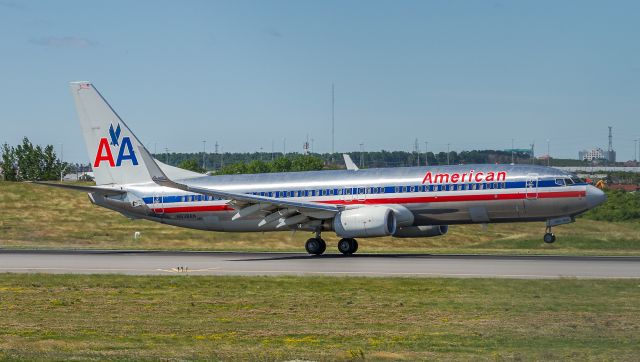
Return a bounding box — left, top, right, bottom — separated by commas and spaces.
30, 36, 96, 48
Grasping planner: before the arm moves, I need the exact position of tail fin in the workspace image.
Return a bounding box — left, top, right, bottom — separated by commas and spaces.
70, 81, 154, 185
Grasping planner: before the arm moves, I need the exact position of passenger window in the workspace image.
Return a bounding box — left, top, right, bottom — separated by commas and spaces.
555, 178, 565, 186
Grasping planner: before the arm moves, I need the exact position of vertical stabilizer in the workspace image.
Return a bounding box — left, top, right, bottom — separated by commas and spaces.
70, 82, 155, 185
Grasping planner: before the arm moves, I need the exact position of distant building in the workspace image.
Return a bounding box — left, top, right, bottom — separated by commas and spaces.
579, 148, 607, 161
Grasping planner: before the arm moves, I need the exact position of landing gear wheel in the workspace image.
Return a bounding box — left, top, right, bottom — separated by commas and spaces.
305, 238, 326, 255
543, 233, 556, 244
338, 238, 358, 255
350, 239, 358, 253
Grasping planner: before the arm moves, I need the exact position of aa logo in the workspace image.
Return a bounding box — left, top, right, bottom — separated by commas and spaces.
94, 123, 139, 167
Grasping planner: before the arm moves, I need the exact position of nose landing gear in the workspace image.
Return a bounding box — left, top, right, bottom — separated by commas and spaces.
543, 225, 556, 244
542, 216, 573, 244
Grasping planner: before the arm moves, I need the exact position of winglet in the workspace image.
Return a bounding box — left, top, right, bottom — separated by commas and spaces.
343, 154, 359, 171
137, 145, 171, 185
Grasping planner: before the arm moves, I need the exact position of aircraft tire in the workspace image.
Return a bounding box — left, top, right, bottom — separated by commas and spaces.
349, 239, 358, 254
318, 238, 326, 254
338, 238, 354, 255
543, 233, 556, 244
306, 238, 326, 255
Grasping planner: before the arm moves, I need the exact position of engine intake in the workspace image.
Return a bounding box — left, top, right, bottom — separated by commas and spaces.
393, 225, 449, 238
333, 206, 397, 238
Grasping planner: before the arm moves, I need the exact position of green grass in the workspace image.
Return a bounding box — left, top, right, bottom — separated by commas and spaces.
2, 181, 640, 255
0, 273, 639, 360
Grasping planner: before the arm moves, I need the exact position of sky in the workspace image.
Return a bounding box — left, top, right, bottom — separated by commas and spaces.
1, 0, 639, 163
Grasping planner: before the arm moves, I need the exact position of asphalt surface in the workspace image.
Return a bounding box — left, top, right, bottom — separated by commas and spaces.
1, 250, 640, 279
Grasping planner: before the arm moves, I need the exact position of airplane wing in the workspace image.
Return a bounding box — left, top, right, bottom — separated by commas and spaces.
32, 181, 127, 196
137, 146, 340, 227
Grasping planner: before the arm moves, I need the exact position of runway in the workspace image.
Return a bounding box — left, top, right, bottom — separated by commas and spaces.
1, 250, 640, 279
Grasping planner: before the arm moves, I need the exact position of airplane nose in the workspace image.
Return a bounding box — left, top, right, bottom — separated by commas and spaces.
586, 185, 607, 209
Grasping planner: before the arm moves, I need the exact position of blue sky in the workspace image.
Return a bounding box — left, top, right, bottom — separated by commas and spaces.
1, 0, 639, 163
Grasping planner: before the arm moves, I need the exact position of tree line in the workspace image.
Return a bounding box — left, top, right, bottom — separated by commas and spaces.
177, 154, 326, 174
1, 138, 67, 181
158, 149, 587, 172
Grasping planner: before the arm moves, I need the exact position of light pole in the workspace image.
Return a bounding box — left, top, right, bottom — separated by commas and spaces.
359, 143, 364, 168
202, 140, 206, 170
546, 139, 550, 166
635, 139, 638, 162
447, 143, 450, 165
511, 138, 515, 164
59, 143, 64, 181
424, 141, 428, 166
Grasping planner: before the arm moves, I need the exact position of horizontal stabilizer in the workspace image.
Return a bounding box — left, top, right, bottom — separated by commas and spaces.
32, 181, 126, 196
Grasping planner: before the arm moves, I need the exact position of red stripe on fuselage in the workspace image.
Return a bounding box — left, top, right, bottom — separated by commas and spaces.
150, 190, 585, 214
320, 190, 585, 205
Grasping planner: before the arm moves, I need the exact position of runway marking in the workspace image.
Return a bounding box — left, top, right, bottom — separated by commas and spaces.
156, 267, 221, 273
0, 267, 150, 272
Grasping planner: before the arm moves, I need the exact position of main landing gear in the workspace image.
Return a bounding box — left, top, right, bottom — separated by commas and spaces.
305, 236, 326, 255
337, 238, 358, 255
305, 231, 359, 256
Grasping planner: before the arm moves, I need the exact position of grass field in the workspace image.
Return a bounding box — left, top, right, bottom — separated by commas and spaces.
1, 181, 640, 255
0, 273, 639, 360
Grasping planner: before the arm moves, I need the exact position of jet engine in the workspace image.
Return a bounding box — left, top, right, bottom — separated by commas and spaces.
393, 225, 449, 238
333, 206, 397, 238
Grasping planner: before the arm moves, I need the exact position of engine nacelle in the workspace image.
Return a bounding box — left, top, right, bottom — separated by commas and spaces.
333, 206, 397, 238
393, 225, 449, 238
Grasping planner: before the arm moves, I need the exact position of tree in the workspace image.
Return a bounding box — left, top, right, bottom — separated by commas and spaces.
1, 143, 17, 181
178, 159, 205, 173
1, 138, 66, 181
290, 155, 324, 172
270, 157, 292, 173
246, 160, 270, 174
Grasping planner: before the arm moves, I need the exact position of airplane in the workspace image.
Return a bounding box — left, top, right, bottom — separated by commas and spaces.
38, 82, 607, 255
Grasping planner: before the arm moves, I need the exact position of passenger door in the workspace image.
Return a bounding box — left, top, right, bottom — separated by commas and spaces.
525, 174, 538, 200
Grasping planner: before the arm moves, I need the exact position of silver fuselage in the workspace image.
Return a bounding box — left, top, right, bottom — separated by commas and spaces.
91, 164, 606, 234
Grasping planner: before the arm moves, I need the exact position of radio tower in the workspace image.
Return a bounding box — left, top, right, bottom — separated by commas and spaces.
607, 126, 616, 162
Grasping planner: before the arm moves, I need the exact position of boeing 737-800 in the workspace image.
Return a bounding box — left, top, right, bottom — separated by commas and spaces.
39, 82, 607, 255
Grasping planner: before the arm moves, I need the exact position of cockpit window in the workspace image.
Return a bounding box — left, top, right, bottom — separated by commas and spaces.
565, 177, 574, 185
570, 175, 583, 184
